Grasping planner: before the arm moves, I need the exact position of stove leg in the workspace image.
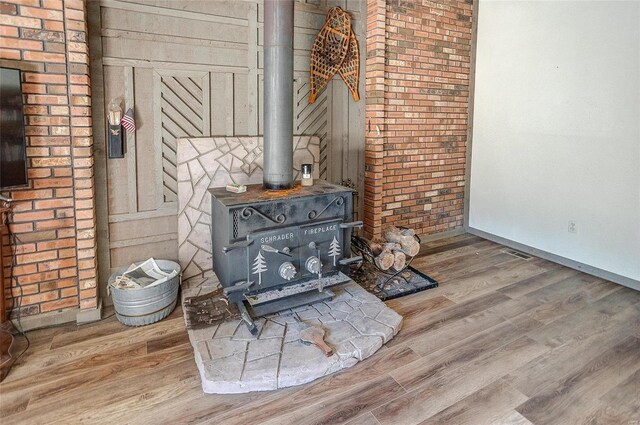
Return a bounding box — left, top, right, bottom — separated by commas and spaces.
236, 302, 258, 336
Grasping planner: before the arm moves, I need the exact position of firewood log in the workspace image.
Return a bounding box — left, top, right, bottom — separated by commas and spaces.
374, 242, 403, 271
352, 235, 385, 257
365, 238, 385, 257
384, 242, 402, 252
374, 250, 394, 271
392, 251, 406, 271
383, 226, 420, 257
400, 228, 415, 237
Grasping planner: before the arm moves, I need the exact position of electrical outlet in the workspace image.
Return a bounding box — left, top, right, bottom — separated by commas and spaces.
568, 220, 577, 234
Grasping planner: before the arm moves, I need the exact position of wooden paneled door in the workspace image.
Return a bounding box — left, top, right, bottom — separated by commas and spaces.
88, 0, 366, 300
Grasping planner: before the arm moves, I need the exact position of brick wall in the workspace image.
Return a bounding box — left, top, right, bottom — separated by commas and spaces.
365, 0, 473, 238
0, 0, 98, 319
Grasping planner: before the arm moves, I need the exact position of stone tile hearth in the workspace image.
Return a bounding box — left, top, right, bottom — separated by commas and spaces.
181, 276, 403, 394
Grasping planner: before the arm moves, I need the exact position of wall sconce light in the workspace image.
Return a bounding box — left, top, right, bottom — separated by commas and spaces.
107, 99, 124, 158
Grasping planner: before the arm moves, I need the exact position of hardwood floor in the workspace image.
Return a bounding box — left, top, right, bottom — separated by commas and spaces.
1, 234, 638, 425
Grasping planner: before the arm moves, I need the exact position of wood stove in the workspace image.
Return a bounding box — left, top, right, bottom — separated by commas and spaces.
208, 0, 362, 334
210, 181, 361, 333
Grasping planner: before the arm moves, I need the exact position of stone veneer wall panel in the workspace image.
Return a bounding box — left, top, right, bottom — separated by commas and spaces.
0, 0, 98, 320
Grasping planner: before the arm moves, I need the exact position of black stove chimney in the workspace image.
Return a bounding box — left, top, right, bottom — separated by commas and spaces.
263, 0, 294, 190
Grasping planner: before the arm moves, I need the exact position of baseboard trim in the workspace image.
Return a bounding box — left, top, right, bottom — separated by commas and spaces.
76, 299, 103, 324
9, 299, 105, 331
467, 227, 640, 291
418, 227, 466, 244
11, 308, 78, 332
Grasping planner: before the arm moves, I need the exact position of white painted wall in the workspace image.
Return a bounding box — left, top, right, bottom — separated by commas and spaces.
469, 0, 640, 281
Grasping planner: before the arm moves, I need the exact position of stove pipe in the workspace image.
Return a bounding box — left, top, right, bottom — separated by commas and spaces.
263, 0, 294, 190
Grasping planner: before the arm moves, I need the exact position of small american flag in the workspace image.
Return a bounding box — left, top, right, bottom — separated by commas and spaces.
121, 108, 136, 133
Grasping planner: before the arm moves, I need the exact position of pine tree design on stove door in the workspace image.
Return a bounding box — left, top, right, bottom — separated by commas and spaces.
252, 252, 267, 286
329, 236, 341, 266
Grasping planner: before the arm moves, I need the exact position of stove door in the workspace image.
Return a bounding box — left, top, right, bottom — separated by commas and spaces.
247, 228, 300, 290
298, 219, 344, 279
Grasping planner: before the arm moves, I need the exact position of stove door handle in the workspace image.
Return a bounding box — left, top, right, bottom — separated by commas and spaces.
339, 221, 363, 229
339, 256, 363, 266
223, 280, 254, 296
222, 239, 254, 253
261, 244, 292, 257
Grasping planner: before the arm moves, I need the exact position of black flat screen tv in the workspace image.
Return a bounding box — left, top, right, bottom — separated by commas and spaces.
0, 67, 27, 189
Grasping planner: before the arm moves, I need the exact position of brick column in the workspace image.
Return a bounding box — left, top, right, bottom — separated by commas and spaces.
364, 0, 386, 239
0, 0, 99, 320
64, 0, 97, 311
364, 0, 473, 238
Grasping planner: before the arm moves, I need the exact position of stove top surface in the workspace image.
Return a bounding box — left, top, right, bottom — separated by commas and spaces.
209, 180, 353, 206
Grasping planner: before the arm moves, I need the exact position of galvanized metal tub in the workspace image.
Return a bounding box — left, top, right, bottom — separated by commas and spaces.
108, 260, 181, 327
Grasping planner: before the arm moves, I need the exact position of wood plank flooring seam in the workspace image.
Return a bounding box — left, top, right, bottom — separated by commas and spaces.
345, 411, 383, 425
514, 336, 640, 425
371, 336, 550, 425
416, 378, 530, 425
393, 317, 544, 392
388, 370, 410, 392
